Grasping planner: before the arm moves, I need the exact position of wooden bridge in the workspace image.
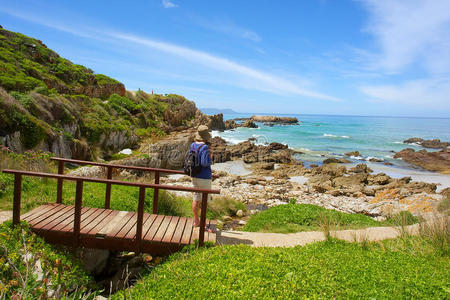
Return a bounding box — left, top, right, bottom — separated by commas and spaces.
3, 157, 220, 255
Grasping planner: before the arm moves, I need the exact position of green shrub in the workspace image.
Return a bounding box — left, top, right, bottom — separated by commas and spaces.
0, 221, 95, 298
243, 204, 381, 233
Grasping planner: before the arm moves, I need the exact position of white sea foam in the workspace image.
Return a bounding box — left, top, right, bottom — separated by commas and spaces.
323, 133, 350, 139
350, 155, 364, 160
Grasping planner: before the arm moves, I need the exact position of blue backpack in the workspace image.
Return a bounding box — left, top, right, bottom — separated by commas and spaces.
184, 143, 206, 176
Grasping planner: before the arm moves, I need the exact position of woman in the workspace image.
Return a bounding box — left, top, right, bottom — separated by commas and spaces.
190, 125, 213, 228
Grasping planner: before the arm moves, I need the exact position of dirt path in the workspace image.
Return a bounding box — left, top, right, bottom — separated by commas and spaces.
217, 224, 420, 247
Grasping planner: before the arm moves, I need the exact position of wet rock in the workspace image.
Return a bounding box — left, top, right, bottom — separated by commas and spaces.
267, 142, 288, 151
369, 157, 383, 162
344, 151, 360, 157
394, 148, 450, 173
322, 157, 349, 164
404, 137, 449, 149
242, 120, 258, 128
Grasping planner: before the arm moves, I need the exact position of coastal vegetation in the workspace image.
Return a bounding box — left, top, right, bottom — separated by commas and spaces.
114, 237, 449, 299
242, 203, 418, 233
0, 27, 198, 160
0, 221, 96, 299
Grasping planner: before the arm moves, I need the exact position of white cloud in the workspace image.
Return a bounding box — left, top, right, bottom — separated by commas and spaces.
0, 8, 338, 101
162, 0, 177, 8
360, 78, 450, 108
112, 32, 338, 100
360, 0, 450, 75
191, 16, 262, 42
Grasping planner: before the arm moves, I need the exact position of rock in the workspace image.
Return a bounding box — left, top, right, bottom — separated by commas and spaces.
267, 142, 288, 151
260, 162, 275, 170
394, 148, 450, 173
350, 164, 372, 174
238, 220, 247, 225
223, 216, 233, 221
323, 158, 342, 164
368, 173, 391, 185
344, 151, 360, 157
362, 187, 376, 196
404, 137, 449, 149
368, 157, 383, 162
208, 113, 226, 131
250, 115, 299, 124
80, 249, 110, 275
242, 120, 258, 128
119, 148, 132, 155
440, 187, 450, 200
236, 210, 245, 217
333, 173, 368, 188
404, 137, 424, 144
224, 119, 237, 129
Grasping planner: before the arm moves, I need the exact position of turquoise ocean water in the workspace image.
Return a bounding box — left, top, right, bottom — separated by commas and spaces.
215, 114, 450, 169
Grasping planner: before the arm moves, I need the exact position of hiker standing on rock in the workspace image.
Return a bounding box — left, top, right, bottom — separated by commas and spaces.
185, 125, 213, 227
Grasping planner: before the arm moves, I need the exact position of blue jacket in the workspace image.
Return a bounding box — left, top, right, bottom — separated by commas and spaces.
190, 142, 212, 179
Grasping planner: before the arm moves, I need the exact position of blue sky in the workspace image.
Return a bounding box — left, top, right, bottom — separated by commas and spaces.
1, 0, 449, 117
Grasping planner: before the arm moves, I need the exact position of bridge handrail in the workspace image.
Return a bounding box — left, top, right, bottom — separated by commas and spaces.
3, 168, 219, 250
50, 157, 186, 175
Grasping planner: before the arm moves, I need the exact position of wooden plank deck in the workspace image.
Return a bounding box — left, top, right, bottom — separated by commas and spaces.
22, 203, 217, 255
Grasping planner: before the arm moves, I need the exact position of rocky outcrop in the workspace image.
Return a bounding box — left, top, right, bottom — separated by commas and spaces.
394, 148, 450, 173
250, 115, 299, 124
404, 138, 449, 149
136, 131, 194, 169
241, 120, 258, 128
305, 163, 438, 198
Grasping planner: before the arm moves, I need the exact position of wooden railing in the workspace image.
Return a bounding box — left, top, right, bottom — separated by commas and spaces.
2, 167, 220, 249
50, 157, 187, 213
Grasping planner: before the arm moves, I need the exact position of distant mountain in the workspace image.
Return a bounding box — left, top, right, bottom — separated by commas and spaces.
200, 108, 239, 115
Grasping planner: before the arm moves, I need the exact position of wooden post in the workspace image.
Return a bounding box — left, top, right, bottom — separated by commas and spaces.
105, 166, 113, 209
73, 180, 83, 250
198, 192, 208, 247
136, 186, 146, 254
13, 173, 22, 226
152, 171, 160, 214
56, 160, 64, 203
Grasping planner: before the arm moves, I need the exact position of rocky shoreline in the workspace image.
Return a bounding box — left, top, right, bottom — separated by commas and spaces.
70, 127, 448, 223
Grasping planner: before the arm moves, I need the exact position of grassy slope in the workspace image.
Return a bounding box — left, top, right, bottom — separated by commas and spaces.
0, 27, 196, 156
243, 204, 417, 233
115, 239, 449, 299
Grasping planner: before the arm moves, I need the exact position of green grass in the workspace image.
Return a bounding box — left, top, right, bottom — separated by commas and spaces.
243, 204, 417, 233
0, 221, 96, 298
113, 238, 450, 299
0, 174, 191, 217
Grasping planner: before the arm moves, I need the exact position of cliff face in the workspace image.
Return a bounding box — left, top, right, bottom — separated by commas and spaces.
0, 28, 202, 160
